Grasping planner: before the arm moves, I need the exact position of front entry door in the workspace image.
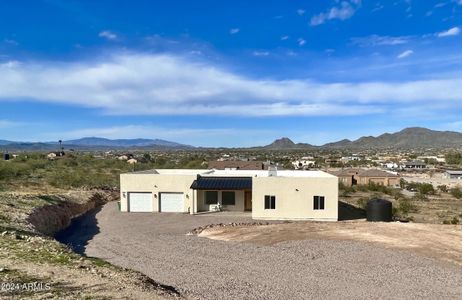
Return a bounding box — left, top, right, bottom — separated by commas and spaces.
244, 191, 252, 211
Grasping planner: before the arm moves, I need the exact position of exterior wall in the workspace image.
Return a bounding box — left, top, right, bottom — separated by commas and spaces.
120, 173, 196, 213
338, 175, 353, 187
252, 176, 338, 221
196, 190, 245, 212
358, 176, 399, 187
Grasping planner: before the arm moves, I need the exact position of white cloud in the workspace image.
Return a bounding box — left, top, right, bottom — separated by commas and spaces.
229, 28, 240, 34
252, 51, 270, 56
310, 1, 361, 26
99, 30, 118, 41
297, 9, 305, 16
3, 39, 18, 46
397, 49, 414, 58
351, 34, 409, 46
297, 38, 306, 46
437, 27, 460, 37
1, 52, 462, 117
0, 119, 27, 129
280, 35, 289, 41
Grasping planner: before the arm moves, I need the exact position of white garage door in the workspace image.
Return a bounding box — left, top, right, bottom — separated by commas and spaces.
128, 192, 153, 212
160, 193, 184, 212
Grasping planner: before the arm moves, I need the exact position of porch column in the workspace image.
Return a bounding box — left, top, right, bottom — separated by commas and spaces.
191, 189, 198, 214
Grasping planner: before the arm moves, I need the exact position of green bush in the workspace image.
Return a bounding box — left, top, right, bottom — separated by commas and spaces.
450, 187, 462, 199
417, 183, 435, 195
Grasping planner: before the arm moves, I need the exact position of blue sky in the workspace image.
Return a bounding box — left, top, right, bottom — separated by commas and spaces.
1, 0, 462, 147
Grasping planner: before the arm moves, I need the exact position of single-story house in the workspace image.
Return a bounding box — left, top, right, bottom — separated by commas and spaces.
443, 170, 462, 180
120, 168, 338, 221
402, 160, 427, 169
329, 168, 399, 187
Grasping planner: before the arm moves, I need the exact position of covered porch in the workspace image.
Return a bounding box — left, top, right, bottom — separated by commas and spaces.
190, 176, 253, 214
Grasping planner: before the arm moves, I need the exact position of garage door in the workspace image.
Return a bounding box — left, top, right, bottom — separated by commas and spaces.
128, 192, 153, 212
159, 193, 184, 212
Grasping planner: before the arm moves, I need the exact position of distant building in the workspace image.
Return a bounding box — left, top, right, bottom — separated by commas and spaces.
208, 160, 266, 170
330, 168, 400, 187
127, 158, 138, 164
47, 151, 65, 160
443, 170, 462, 180
383, 162, 399, 169
292, 159, 316, 170
402, 160, 426, 169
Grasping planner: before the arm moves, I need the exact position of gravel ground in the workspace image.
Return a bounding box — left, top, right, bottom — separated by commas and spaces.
59, 202, 462, 300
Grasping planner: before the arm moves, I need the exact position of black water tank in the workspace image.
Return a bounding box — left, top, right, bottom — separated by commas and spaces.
3, 153, 9, 161
366, 198, 392, 222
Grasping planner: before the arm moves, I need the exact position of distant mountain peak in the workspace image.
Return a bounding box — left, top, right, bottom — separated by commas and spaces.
264, 137, 296, 149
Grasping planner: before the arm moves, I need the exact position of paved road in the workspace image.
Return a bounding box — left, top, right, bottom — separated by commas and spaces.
59, 202, 462, 300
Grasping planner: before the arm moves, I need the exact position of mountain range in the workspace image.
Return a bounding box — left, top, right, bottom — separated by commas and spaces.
263, 127, 462, 150
1, 127, 462, 151
0, 137, 192, 151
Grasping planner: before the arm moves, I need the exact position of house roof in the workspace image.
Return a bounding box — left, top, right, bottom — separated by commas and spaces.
127, 169, 335, 178
208, 160, 265, 170
328, 168, 398, 178
445, 170, 462, 175
405, 160, 426, 165
357, 169, 399, 178
190, 176, 252, 190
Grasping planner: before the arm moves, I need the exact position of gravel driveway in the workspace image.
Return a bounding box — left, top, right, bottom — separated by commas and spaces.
59, 202, 462, 299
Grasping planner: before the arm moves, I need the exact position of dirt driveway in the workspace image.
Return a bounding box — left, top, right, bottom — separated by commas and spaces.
60, 202, 462, 300
201, 221, 462, 266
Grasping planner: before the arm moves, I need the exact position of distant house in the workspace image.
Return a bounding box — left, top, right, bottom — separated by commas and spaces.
208, 160, 266, 170
403, 160, 426, 169
443, 170, 462, 180
330, 168, 399, 187
47, 151, 65, 160
292, 159, 316, 170
127, 158, 138, 164
117, 155, 133, 161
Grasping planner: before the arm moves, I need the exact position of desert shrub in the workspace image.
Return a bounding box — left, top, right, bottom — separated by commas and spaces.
437, 185, 449, 193
443, 217, 459, 225
356, 197, 369, 209
397, 197, 417, 216
450, 187, 462, 199
399, 178, 407, 189
417, 183, 435, 195
445, 152, 462, 165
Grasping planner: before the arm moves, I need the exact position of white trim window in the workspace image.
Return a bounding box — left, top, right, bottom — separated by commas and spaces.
264, 195, 276, 210
313, 196, 325, 210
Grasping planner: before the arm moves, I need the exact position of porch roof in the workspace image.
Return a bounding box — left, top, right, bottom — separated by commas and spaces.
190, 176, 252, 190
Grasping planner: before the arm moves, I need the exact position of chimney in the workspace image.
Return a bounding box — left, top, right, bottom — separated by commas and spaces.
268, 166, 277, 177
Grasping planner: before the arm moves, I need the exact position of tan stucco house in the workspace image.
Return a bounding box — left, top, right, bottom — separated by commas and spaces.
120, 168, 338, 221
330, 168, 399, 187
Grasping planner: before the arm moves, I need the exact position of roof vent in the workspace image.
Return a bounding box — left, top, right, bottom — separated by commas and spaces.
268, 166, 277, 177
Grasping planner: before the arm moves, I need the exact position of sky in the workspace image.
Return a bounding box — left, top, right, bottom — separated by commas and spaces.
1, 0, 462, 147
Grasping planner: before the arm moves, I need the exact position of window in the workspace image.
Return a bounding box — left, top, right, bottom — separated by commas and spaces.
264, 195, 276, 209
205, 191, 218, 205
222, 191, 235, 206
313, 196, 325, 210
